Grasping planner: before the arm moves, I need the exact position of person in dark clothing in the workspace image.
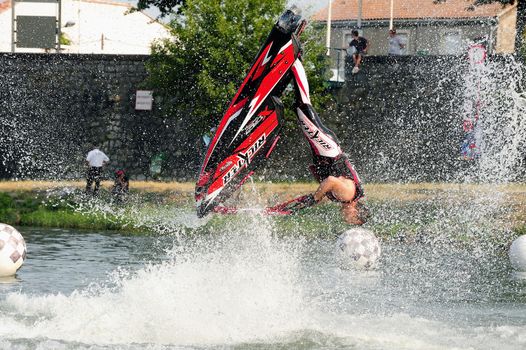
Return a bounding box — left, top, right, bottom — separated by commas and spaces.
349, 29, 369, 74
112, 169, 129, 201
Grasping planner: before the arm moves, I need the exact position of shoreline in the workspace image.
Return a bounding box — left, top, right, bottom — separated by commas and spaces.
0, 181, 525, 244
3, 179, 526, 196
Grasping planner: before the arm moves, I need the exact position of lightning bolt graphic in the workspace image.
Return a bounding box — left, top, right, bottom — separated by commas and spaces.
229, 40, 293, 146
230, 95, 260, 146
262, 43, 273, 66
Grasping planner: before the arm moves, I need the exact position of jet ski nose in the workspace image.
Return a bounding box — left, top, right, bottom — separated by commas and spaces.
276, 8, 302, 34
288, 5, 301, 16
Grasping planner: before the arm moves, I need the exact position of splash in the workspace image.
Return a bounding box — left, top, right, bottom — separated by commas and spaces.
461, 55, 526, 183
40, 187, 211, 235
1, 217, 309, 346
1, 224, 525, 349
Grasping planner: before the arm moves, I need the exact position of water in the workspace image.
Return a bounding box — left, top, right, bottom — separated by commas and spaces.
1, 8, 526, 350
1, 224, 525, 350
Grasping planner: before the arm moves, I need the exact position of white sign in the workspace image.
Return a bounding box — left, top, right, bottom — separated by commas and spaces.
135, 90, 153, 110
468, 44, 486, 65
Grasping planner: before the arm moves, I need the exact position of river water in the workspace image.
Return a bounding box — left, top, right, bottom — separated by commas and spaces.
0, 222, 525, 350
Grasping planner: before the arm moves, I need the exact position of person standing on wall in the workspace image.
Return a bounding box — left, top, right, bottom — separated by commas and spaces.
388, 28, 405, 55
348, 29, 369, 74
85, 145, 109, 195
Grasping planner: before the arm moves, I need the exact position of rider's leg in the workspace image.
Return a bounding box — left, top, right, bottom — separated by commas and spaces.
291, 59, 342, 159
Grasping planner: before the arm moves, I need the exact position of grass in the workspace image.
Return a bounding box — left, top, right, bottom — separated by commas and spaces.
0, 180, 525, 244
4, 180, 526, 200
20, 209, 125, 231
0, 180, 194, 193
0, 191, 128, 232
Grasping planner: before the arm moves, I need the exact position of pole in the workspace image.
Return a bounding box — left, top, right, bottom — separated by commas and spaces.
357, 0, 362, 28
78, 6, 81, 53
516, 0, 526, 59
11, 0, 16, 52
336, 49, 340, 83
390, 0, 394, 30
57, 0, 61, 53
326, 0, 332, 56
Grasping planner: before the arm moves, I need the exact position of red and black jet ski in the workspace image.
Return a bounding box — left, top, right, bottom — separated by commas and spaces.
195, 8, 306, 217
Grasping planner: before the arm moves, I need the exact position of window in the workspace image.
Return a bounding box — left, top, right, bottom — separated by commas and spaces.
396, 30, 410, 55
344, 33, 353, 48
444, 32, 462, 55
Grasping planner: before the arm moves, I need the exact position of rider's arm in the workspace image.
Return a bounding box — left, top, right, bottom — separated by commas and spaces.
268, 178, 338, 215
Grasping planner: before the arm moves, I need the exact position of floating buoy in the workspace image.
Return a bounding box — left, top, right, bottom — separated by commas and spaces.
0, 224, 27, 277
509, 235, 526, 272
336, 228, 381, 269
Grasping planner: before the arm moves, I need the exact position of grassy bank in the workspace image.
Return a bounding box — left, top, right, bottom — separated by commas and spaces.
1, 181, 526, 244
0, 191, 127, 231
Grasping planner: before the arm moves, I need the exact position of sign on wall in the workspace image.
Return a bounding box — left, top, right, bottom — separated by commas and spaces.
135, 90, 153, 111
16, 16, 56, 48
12, 0, 60, 52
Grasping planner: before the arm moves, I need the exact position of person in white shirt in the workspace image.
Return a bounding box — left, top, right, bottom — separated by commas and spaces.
85, 147, 110, 194
388, 29, 405, 55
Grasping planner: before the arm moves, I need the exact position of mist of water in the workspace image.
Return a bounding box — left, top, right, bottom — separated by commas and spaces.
2, 17, 526, 350
1, 218, 310, 346
463, 55, 526, 183
1, 221, 525, 349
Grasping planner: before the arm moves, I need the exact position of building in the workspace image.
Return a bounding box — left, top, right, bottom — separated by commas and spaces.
314, 0, 517, 61
0, 0, 171, 54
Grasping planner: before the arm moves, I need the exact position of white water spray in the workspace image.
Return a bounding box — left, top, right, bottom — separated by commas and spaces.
464, 55, 526, 182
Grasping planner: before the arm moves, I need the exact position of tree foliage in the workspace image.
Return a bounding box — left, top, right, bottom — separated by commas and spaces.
134, 0, 185, 17
146, 0, 330, 136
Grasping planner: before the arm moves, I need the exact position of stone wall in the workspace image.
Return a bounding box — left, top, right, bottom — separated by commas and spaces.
322, 55, 525, 183
261, 55, 473, 182
1, 53, 524, 183
0, 53, 201, 181
324, 55, 467, 182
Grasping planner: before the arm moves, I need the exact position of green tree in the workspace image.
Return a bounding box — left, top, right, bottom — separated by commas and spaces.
139, 0, 525, 56
146, 0, 330, 137
134, 0, 186, 17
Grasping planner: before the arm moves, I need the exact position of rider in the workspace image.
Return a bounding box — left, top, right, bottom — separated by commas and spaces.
270, 60, 370, 225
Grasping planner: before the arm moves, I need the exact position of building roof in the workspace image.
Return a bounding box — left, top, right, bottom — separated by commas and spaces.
313, 0, 512, 22
0, 0, 171, 54
0, 0, 130, 12
0, 0, 10, 14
